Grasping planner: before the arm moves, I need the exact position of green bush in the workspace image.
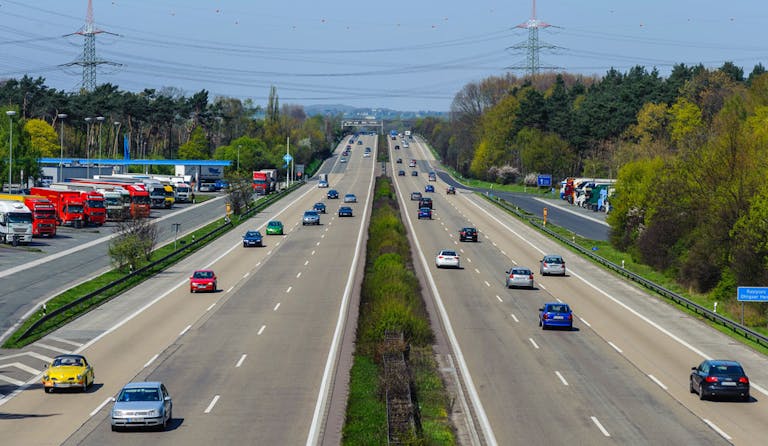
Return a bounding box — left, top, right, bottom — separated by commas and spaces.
342, 355, 388, 445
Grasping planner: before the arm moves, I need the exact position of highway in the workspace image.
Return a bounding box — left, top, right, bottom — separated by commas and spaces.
390, 136, 768, 445
0, 136, 374, 445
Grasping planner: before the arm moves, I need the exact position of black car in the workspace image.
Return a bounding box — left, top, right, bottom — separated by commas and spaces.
690, 359, 750, 401
396, 158, 402, 163
327, 189, 339, 199
313, 202, 326, 213
459, 227, 478, 242
338, 206, 354, 217
398, 170, 406, 176
419, 197, 433, 209
242, 230, 263, 247
411, 170, 419, 176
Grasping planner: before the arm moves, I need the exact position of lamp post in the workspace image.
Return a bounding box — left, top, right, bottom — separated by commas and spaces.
113, 121, 120, 159
237, 145, 241, 172
96, 116, 105, 175
57, 113, 68, 182
6, 110, 16, 192
85, 117, 93, 178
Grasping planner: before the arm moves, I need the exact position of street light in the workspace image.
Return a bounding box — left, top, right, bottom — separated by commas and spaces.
57, 113, 68, 182
113, 121, 120, 159
96, 116, 105, 174
85, 117, 93, 178
237, 145, 241, 171
6, 110, 16, 193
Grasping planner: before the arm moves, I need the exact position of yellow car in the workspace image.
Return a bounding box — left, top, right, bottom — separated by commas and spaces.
42, 354, 94, 393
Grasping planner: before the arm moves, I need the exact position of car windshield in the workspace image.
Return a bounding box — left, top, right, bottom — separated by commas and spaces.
711, 364, 745, 376
245, 231, 260, 238
193, 271, 213, 279
117, 387, 161, 402
53, 356, 83, 367
547, 304, 569, 313
269, 221, 281, 227
305, 211, 318, 216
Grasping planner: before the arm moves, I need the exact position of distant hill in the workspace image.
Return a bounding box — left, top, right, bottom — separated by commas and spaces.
304, 104, 447, 119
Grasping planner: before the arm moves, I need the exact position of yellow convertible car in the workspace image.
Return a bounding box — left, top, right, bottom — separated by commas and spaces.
42, 354, 94, 393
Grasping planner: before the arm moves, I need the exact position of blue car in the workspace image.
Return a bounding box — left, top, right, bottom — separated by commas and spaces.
538, 302, 573, 330
425, 184, 435, 193
313, 202, 327, 213
327, 189, 339, 199
242, 230, 263, 247
418, 207, 432, 219
338, 206, 354, 217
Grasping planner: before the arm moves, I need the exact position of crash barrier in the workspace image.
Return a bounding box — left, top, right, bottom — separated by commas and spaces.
485, 193, 768, 349
384, 331, 416, 445
18, 182, 304, 343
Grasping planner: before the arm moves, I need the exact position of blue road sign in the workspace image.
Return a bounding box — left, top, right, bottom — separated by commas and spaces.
537, 174, 552, 187
283, 154, 293, 163
737, 287, 768, 302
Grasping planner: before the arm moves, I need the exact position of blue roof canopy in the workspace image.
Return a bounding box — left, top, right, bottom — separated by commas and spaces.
38, 158, 231, 166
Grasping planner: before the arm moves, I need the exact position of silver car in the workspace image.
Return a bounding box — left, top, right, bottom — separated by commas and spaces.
343, 193, 357, 203
111, 381, 172, 431
302, 210, 320, 225
505, 267, 534, 289
540, 255, 566, 276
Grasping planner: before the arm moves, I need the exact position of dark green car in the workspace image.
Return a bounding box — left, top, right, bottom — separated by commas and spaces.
265, 220, 284, 235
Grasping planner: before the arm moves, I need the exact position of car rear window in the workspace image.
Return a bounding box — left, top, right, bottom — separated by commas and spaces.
545, 256, 563, 263
547, 304, 569, 313
512, 269, 530, 275
711, 364, 745, 376
441, 250, 457, 256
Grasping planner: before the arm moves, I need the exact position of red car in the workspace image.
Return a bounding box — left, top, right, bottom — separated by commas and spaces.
190, 270, 217, 293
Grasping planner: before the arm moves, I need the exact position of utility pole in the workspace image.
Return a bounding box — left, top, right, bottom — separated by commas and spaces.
507, 0, 560, 76
62, 0, 121, 92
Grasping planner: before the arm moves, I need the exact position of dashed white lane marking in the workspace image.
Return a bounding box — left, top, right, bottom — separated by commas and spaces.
501, 250, 507, 256
648, 374, 667, 390
275, 241, 280, 246
267, 250, 273, 255
579, 317, 591, 327
256, 261, 261, 267
460, 248, 465, 253
90, 397, 112, 417
35, 343, 69, 354
528, 338, 540, 349
608, 341, 623, 353
484, 281, 491, 287
143, 354, 159, 368
204, 395, 220, 414
304, 260, 309, 266
454, 241, 458, 245
179, 325, 192, 337
492, 242, 497, 246
286, 286, 292, 293
467, 258, 472, 263
316, 242, 321, 246
296, 272, 302, 278
258, 325, 266, 335
496, 295, 503, 303
475, 268, 481, 274
235, 354, 247, 368
555, 371, 569, 386
703, 419, 731, 441
206, 303, 216, 312
449, 234, 454, 238
47, 336, 82, 347
591, 416, 610, 437
325, 228, 329, 232
244, 272, 250, 278
321, 234, 326, 239
274, 303, 281, 311
311, 250, 316, 255
226, 286, 234, 293
510, 313, 519, 323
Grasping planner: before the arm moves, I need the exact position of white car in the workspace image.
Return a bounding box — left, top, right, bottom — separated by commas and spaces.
435, 249, 460, 268
318, 180, 329, 188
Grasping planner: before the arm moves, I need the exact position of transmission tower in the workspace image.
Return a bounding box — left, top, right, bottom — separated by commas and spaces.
62, 0, 121, 92
507, 0, 560, 76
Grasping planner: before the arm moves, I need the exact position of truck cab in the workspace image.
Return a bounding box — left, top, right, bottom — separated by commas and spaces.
0, 200, 33, 245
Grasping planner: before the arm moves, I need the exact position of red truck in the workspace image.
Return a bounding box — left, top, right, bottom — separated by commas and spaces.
79, 190, 107, 226
0, 194, 57, 236
29, 188, 85, 228
69, 179, 150, 218
252, 171, 269, 195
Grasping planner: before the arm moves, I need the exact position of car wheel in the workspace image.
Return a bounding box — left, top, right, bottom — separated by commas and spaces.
689, 379, 696, 394
111, 425, 118, 432
213, 281, 217, 291
191, 288, 195, 293
44, 387, 52, 393
699, 385, 707, 400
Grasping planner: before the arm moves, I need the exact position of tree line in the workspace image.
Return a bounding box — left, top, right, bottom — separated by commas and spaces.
414, 61, 768, 311
0, 77, 343, 187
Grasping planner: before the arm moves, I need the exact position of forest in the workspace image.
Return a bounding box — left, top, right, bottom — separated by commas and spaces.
414, 61, 768, 311
0, 77, 343, 183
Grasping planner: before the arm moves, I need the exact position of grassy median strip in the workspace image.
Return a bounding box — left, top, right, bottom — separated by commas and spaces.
343, 176, 455, 445
3, 185, 300, 349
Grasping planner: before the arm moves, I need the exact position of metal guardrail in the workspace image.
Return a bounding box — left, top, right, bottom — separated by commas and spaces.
17, 183, 304, 342
484, 193, 768, 348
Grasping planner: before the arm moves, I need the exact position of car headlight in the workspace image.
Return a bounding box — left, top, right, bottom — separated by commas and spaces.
77, 374, 83, 380
147, 409, 160, 417
112, 410, 125, 417
42, 375, 49, 381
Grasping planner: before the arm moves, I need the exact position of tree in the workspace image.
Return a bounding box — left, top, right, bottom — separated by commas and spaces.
108, 217, 159, 272
178, 127, 210, 159
25, 118, 59, 157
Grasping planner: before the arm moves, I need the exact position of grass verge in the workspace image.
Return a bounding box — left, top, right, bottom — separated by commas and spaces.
343, 176, 454, 445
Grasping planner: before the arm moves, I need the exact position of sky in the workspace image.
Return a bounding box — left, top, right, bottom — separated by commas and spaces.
1, 0, 766, 112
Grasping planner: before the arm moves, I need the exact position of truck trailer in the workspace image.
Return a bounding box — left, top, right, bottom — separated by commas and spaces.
29, 187, 85, 227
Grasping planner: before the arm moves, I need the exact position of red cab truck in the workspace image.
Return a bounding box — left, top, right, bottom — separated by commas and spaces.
0, 194, 57, 236
69, 179, 150, 218
81, 190, 107, 226
252, 171, 269, 195
29, 187, 85, 228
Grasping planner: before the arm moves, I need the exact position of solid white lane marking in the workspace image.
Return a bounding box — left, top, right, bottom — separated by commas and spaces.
143, 354, 159, 368
296, 272, 302, 278
510, 313, 519, 323
226, 286, 233, 293
608, 341, 623, 353
578, 317, 591, 327
256, 261, 261, 267
304, 260, 309, 266
206, 303, 216, 311
179, 325, 192, 337
47, 336, 83, 347
0, 362, 41, 375
274, 303, 281, 311
703, 419, 731, 441
555, 371, 569, 386
0, 351, 52, 362
0, 375, 24, 386
235, 354, 247, 368
204, 395, 220, 414
90, 397, 112, 417
591, 416, 610, 437
286, 286, 292, 293
484, 281, 491, 287
648, 374, 667, 390
529, 338, 540, 349
258, 325, 266, 335
34, 343, 69, 354
555, 297, 562, 303
496, 295, 503, 303
475, 268, 481, 274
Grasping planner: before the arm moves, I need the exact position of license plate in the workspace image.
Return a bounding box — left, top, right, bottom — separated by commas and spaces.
721, 381, 736, 386
553, 316, 564, 320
